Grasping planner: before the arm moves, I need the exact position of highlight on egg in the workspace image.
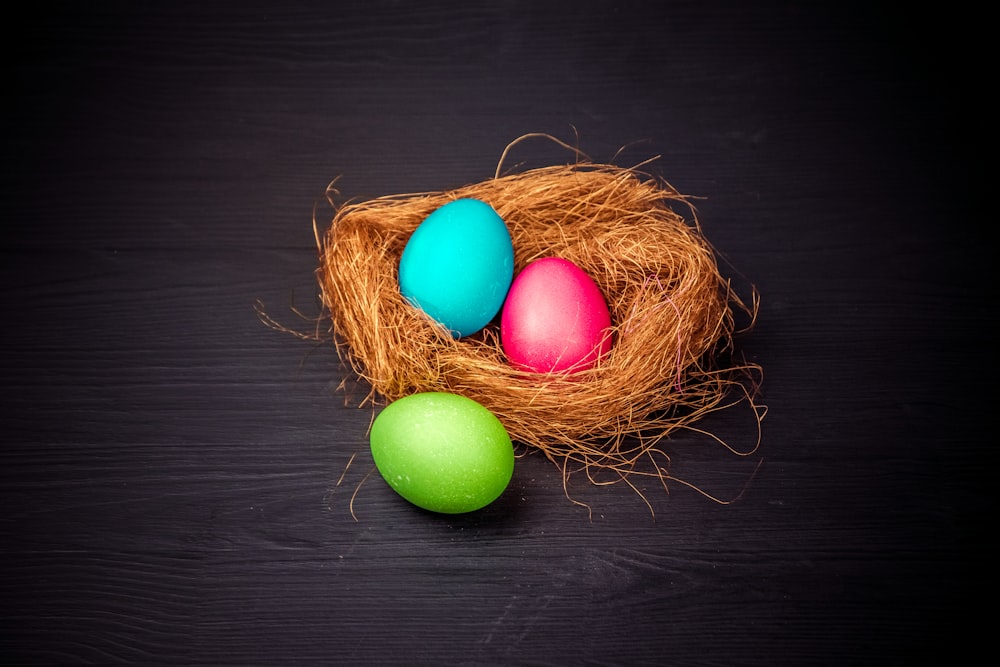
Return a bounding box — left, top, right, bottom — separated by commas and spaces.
500, 256, 613, 374
369, 392, 515, 514
398, 198, 514, 338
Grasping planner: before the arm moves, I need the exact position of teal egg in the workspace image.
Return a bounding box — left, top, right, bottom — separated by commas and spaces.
369, 392, 515, 514
398, 198, 514, 337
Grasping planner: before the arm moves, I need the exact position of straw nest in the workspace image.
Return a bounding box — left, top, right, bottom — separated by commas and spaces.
313, 142, 762, 498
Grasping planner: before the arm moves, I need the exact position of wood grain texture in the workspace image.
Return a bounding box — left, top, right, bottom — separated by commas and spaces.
2, 1, 987, 664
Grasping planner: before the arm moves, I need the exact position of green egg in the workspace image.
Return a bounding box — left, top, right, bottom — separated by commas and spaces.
370, 392, 514, 514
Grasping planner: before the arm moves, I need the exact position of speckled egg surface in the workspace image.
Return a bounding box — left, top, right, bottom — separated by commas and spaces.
500, 256, 613, 373
369, 392, 515, 514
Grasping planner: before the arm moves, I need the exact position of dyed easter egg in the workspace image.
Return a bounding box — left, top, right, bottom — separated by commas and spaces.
398, 198, 514, 338
369, 392, 515, 514
500, 257, 613, 374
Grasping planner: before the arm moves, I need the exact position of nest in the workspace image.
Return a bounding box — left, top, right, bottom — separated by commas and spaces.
314, 140, 762, 500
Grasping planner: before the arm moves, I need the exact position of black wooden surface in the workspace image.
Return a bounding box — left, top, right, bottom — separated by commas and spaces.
2, 2, 987, 665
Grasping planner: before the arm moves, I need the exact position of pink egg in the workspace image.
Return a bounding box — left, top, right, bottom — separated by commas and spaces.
500, 257, 613, 373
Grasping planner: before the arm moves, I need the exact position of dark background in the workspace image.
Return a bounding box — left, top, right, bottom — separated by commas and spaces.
2, 1, 988, 664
